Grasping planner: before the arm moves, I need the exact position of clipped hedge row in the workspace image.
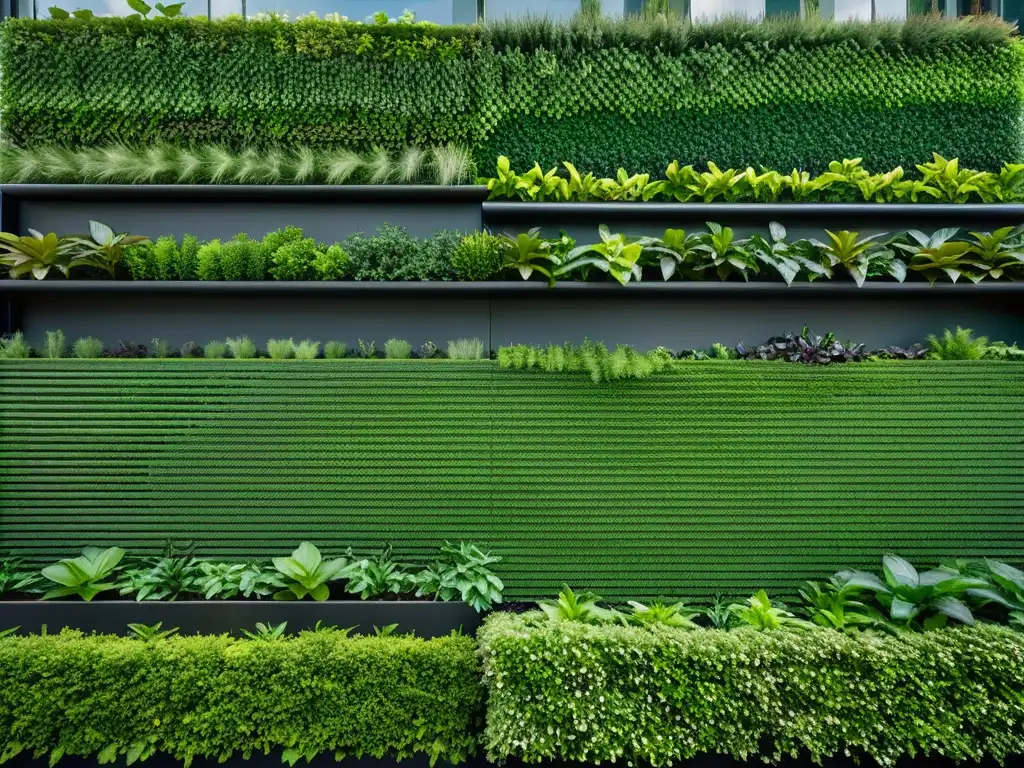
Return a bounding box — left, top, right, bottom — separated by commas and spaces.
479, 613, 1024, 766
0, 16, 1021, 173
0, 630, 483, 765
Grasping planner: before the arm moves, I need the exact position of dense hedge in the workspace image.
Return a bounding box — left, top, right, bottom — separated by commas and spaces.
0, 630, 482, 765
1, 16, 1021, 173
479, 613, 1024, 765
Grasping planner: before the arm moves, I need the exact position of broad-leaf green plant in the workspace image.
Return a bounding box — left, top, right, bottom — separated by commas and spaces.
892, 228, 990, 284
499, 228, 560, 285
557, 224, 644, 285
626, 600, 700, 629
40, 546, 126, 601
539, 585, 615, 623
728, 590, 811, 630
272, 542, 347, 601
811, 230, 905, 287
0, 230, 76, 280
68, 221, 151, 278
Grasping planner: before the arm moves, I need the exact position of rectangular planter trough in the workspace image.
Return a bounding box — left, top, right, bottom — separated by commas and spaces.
0, 600, 482, 638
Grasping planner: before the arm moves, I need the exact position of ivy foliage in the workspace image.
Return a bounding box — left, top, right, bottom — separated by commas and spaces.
0, 15, 1020, 173
0, 629, 483, 766
479, 612, 1024, 766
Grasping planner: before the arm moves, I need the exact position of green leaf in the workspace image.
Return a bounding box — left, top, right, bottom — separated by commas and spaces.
47, 6, 70, 18
126, 0, 151, 14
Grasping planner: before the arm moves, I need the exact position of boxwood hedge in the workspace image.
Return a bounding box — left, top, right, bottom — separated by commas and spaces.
0, 630, 483, 765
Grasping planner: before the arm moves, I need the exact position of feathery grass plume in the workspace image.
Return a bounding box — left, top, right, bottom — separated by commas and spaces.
384, 338, 413, 359
291, 146, 318, 183
150, 338, 174, 358
447, 338, 485, 360
357, 339, 376, 359
324, 341, 348, 359
266, 338, 296, 359
367, 146, 395, 184
0, 331, 31, 359
432, 144, 473, 185
16, 145, 77, 182
225, 336, 258, 359
926, 326, 989, 360
293, 339, 321, 360
202, 146, 237, 184
324, 149, 364, 184
396, 146, 427, 183
41, 330, 66, 359
203, 341, 228, 359
175, 147, 204, 183
72, 337, 104, 359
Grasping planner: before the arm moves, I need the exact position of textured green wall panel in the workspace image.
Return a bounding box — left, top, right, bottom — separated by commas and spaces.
1, 360, 1022, 599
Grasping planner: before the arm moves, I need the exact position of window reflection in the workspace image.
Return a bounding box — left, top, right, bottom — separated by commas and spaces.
484, 0, 579, 20
832, 0, 871, 19
690, 0, 764, 19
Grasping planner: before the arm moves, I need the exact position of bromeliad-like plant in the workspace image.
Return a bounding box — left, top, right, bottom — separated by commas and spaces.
556, 224, 644, 285
693, 222, 758, 281
966, 226, 1024, 280
499, 228, 560, 285
810, 230, 905, 287
797, 578, 894, 634
40, 546, 126, 601
539, 585, 615, 624
728, 590, 812, 631
892, 228, 990, 284
747, 222, 828, 286
839, 554, 989, 629
117, 550, 203, 602
193, 561, 286, 600
638, 227, 701, 281
67, 221, 152, 278
272, 542, 347, 601
625, 600, 701, 629
0, 230, 76, 280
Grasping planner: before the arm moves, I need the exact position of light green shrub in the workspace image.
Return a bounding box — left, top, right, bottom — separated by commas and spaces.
266, 338, 296, 360
324, 341, 348, 359
447, 338, 485, 360
479, 613, 1024, 766
0, 630, 483, 765
451, 232, 503, 281
384, 339, 412, 359
41, 330, 65, 359
71, 337, 104, 358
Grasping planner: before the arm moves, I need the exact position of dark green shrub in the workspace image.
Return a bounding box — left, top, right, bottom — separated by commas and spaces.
219, 234, 261, 282
0, 630, 483, 765
451, 232, 503, 281
479, 613, 1024, 766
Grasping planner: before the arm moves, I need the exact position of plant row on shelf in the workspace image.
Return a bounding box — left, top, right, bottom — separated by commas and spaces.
483, 155, 1024, 204
3, 145, 1020, 207
2, 328, 1019, 377
5, 219, 1024, 286
0, 541, 503, 611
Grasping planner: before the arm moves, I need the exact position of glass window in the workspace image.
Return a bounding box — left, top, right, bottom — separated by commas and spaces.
690, 0, 763, 19
872, 0, 906, 16
244, 0, 453, 22
832, 0, 871, 18
484, 0, 580, 21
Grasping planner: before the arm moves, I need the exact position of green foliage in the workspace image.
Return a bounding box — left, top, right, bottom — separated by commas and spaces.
271, 237, 320, 281
193, 561, 285, 600
71, 336, 103, 358
39, 546, 125, 601
150, 338, 174, 358
312, 244, 349, 280
219, 235, 262, 281
117, 549, 202, 602
293, 339, 320, 360
340, 546, 414, 599
324, 341, 348, 359
498, 228, 560, 284
414, 542, 504, 613
496, 341, 673, 383
927, 326, 989, 360
626, 600, 700, 629
557, 224, 643, 285
384, 339, 412, 359
272, 542, 347, 601
196, 240, 222, 281
451, 232, 503, 281
203, 340, 228, 359
0, 143, 474, 185
479, 613, 1024, 766
3, 16, 1018, 176
446, 338, 485, 360
0, 332, 31, 359
893, 228, 990, 284
66, 220, 150, 278
0, 630, 483, 766
728, 590, 812, 630
840, 554, 989, 629
239, 621, 289, 641
0, 230, 75, 280
539, 585, 615, 624
126, 622, 179, 641
225, 336, 257, 359
266, 338, 296, 360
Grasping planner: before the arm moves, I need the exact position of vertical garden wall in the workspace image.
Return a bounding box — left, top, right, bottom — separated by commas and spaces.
1, 10, 1024, 768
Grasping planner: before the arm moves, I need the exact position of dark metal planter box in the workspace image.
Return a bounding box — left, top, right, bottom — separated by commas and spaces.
0, 600, 482, 638
3, 280, 1023, 351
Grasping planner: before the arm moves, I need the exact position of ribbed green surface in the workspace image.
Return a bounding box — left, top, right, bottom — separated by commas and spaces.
2, 360, 1022, 599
